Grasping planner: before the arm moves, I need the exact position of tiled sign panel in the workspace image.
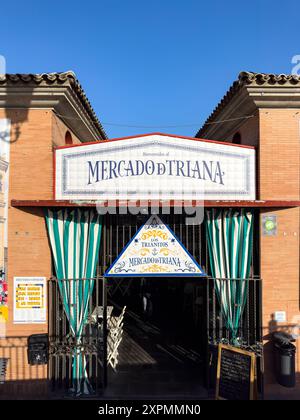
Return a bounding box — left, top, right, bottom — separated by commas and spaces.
55, 134, 256, 200
105, 214, 206, 277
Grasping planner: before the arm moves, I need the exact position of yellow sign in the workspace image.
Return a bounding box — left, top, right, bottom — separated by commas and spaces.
15, 284, 44, 309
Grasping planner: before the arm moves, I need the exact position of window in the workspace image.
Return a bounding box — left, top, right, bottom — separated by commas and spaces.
232, 132, 241, 145
65, 131, 73, 145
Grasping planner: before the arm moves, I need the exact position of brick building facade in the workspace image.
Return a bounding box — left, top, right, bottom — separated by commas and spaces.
197, 71, 300, 399
0, 71, 299, 399
0, 73, 106, 397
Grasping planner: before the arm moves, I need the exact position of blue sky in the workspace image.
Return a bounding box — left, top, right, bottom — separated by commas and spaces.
1, 0, 299, 138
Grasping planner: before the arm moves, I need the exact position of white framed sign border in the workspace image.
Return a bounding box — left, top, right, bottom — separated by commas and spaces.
55, 134, 256, 201
13, 276, 47, 324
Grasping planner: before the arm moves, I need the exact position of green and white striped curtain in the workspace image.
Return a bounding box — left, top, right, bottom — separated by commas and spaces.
45, 209, 102, 395
205, 208, 254, 343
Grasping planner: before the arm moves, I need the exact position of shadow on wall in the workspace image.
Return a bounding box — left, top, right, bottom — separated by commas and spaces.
264, 314, 300, 340
0, 75, 36, 296
1, 75, 36, 144
0, 79, 40, 398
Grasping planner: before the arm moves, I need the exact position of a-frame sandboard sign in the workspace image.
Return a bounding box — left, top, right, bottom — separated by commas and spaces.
105, 214, 206, 277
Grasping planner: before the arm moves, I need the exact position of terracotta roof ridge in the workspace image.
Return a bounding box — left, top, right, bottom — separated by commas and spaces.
0, 71, 76, 84
238, 71, 300, 85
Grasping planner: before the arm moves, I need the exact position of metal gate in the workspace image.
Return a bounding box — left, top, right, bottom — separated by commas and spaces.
206, 276, 263, 396
48, 209, 263, 396
48, 211, 205, 394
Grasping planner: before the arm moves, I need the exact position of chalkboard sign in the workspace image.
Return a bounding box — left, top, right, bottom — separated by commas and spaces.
216, 344, 256, 400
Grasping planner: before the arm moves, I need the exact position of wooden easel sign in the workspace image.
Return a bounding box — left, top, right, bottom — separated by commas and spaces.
215, 344, 256, 400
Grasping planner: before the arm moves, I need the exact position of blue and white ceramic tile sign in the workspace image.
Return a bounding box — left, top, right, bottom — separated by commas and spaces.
55, 133, 256, 201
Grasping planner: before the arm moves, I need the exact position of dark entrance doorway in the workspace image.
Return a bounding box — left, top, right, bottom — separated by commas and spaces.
105, 276, 208, 399
99, 211, 209, 398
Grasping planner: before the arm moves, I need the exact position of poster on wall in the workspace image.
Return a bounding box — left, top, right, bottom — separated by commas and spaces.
0, 276, 8, 337
0, 278, 8, 317
13, 277, 46, 324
